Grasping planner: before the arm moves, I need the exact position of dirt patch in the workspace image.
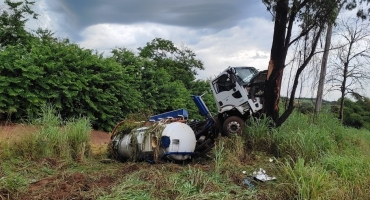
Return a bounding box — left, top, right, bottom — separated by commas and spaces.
121, 163, 141, 174
90, 130, 111, 145
0, 124, 117, 200
22, 172, 116, 200
0, 123, 39, 142
0, 123, 111, 147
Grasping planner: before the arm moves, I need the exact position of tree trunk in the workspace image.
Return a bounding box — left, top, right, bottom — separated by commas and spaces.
339, 30, 354, 122
315, 24, 333, 113
264, 0, 289, 124
339, 64, 348, 122
278, 26, 325, 126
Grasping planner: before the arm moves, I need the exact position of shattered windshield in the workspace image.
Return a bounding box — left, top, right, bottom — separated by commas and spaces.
234, 67, 258, 84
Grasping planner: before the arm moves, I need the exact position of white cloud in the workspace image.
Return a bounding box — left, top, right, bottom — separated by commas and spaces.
77, 17, 274, 79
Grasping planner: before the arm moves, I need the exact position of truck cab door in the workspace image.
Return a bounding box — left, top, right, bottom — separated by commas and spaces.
211, 74, 249, 111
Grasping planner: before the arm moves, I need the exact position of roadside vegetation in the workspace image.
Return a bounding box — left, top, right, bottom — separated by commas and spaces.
1, 106, 370, 199
1, 0, 370, 199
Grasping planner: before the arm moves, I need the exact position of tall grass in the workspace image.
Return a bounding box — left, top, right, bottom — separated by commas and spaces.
245, 116, 275, 152
279, 158, 338, 200
245, 112, 343, 161
319, 150, 370, 198
1, 105, 91, 162
64, 117, 91, 161
213, 139, 225, 174
2, 106, 370, 199
99, 164, 255, 200
245, 111, 370, 199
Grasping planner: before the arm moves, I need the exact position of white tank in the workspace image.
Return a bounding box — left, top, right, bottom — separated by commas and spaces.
115, 127, 151, 159
160, 122, 197, 161
113, 122, 196, 161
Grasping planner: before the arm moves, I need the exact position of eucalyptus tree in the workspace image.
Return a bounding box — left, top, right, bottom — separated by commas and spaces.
315, 0, 370, 113
262, 0, 338, 126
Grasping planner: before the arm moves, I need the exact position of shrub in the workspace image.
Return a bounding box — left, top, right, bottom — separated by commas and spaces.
0, 38, 141, 131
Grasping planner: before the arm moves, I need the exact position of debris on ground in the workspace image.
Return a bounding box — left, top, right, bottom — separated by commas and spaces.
252, 168, 276, 182
243, 176, 255, 189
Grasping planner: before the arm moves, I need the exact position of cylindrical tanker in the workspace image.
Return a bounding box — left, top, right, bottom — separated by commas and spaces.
110, 122, 197, 162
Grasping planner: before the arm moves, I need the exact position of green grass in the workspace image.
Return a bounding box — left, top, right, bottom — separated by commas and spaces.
1, 109, 370, 199
100, 164, 255, 200
243, 111, 370, 199
1, 105, 91, 162
278, 158, 338, 200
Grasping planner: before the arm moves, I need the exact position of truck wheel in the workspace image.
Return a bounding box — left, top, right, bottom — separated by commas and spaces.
222, 116, 245, 136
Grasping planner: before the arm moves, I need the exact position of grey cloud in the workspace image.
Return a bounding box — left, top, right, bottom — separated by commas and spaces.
48, 0, 268, 32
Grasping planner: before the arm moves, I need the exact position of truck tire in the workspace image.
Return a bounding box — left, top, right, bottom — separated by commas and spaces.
222, 116, 245, 137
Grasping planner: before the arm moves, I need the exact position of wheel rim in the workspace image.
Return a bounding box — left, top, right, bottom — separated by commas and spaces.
227, 121, 241, 134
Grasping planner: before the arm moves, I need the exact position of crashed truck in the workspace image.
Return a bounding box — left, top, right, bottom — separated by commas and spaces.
108, 66, 267, 163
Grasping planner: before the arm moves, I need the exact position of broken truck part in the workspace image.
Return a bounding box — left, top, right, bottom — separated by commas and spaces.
108, 95, 218, 163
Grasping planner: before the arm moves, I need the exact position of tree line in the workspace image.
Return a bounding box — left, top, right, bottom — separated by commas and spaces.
0, 1, 216, 130
0, 0, 369, 131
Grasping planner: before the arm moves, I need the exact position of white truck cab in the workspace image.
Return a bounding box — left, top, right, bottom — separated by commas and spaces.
210, 66, 267, 136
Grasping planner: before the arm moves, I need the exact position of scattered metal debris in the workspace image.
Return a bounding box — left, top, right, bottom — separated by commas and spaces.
252, 168, 276, 182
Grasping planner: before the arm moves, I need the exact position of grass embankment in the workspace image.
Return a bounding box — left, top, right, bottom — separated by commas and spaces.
246, 112, 370, 199
1, 106, 370, 199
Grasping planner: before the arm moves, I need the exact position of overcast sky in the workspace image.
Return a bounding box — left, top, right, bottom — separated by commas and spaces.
18, 0, 367, 100
29, 0, 273, 78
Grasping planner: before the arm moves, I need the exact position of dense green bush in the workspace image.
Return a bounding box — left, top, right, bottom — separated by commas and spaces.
297, 101, 315, 114
331, 98, 370, 130
0, 1, 217, 131
0, 37, 217, 130
0, 38, 141, 130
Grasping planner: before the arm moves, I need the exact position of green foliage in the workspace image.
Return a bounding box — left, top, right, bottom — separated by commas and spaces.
0, 0, 38, 47
0, 171, 28, 194
332, 97, 370, 130
64, 117, 91, 161
0, 37, 142, 130
0, 2, 214, 130
242, 111, 370, 199
297, 101, 315, 114
245, 116, 275, 152
111, 40, 216, 122
138, 38, 204, 87
186, 80, 217, 120
1, 112, 370, 199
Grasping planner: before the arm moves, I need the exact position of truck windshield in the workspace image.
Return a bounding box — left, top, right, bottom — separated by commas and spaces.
234, 67, 258, 84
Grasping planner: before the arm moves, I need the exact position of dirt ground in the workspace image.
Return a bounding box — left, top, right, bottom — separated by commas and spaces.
0, 123, 115, 200
90, 130, 111, 146
0, 123, 111, 145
